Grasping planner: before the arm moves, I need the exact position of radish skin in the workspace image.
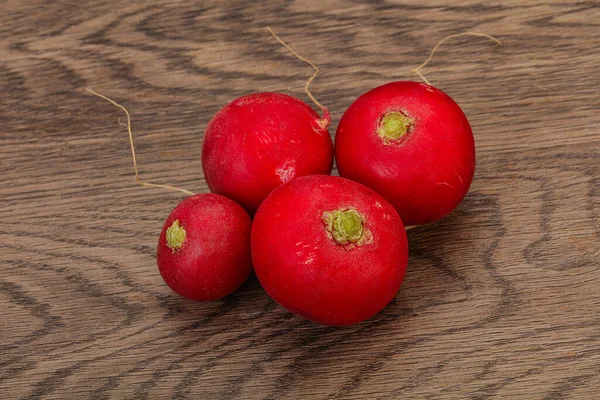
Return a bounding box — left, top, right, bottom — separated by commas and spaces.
157, 194, 252, 301
335, 81, 475, 226
252, 175, 408, 326
202, 92, 333, 214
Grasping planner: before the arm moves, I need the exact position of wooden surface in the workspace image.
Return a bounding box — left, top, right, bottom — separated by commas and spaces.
1, 0, 599, 398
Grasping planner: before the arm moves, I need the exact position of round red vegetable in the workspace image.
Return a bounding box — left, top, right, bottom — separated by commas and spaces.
202, 92, 333, 214
156, 193, 252, 301
335, 81, 475, 226
252, 175, 408, 326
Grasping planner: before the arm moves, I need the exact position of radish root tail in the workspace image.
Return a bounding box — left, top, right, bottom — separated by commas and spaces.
412, 32, 502, 85
85, 88, 195, 197
266, 27, 330, 129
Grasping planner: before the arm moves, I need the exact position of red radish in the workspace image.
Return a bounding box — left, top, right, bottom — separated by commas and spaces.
85, 89, 251, 301
335, 81, 475, 226
252, 175, 408, 326
157, 193, 252, 301
202, 92, 333, 214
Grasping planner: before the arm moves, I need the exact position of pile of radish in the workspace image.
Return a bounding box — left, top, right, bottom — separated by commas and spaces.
91, 30, 500, 326
162, 76, 471, 326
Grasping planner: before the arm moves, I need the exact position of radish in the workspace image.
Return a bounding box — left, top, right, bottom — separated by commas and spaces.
252, 175, 408, 326
202, 92, 333, 214
157, 193, 252, 301
335, 81, 475, 226
201, 28, 333, 215
85, 89, 252, 301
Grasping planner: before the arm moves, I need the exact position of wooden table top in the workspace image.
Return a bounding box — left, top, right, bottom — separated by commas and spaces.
2, 1, 599, 398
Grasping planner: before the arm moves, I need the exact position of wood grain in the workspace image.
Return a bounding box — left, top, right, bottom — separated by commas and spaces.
1, 0, 599, 398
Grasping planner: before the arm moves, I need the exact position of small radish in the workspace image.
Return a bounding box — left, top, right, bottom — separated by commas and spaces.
252, 175, 408, 326
157, 193, 252, 301
202, 28, 333, 215
335, 81, 475, 226
202, 92, 333, 214
85, 89, 252, 301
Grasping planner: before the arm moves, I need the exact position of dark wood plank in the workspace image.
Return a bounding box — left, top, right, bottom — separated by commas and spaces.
1, 0, 598, 398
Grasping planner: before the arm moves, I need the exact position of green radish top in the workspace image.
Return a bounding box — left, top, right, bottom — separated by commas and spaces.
166, 219, 186, 253
322, 208, 371, 246
378, 111, 413, 143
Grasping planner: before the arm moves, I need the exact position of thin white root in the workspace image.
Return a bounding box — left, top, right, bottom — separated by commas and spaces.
266, 27, 329, 126
85, 88, 195, 197
412, 32, 503, 85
